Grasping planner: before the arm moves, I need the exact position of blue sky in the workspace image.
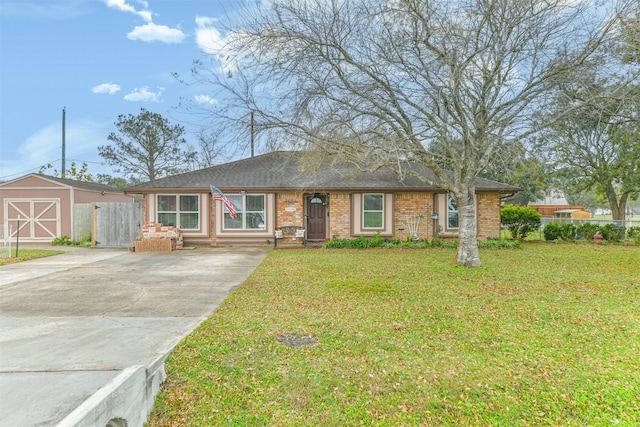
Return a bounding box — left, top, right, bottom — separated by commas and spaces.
0, 0, 244, 181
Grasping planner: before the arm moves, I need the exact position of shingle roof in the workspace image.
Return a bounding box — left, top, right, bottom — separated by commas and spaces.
10, 174, 125, 193
125, 151, 521, 193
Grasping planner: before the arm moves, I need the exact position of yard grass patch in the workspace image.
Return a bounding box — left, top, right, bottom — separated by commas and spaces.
0, 249, 65, 266
148, 244, 640, 426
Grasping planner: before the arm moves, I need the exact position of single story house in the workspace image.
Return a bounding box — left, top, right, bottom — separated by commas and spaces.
0, 174, 135, 242
125, 151, 520, 246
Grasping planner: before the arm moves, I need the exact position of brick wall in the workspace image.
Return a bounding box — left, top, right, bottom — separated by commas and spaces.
135, 222, 183, 252
276, 192, 304, 226
393, 192, 435, 240
209, 196, 216, 245
203, 190, 502, 245
274, 192, 305, 245
477, 193, 501, 239
329, 192, 350, 239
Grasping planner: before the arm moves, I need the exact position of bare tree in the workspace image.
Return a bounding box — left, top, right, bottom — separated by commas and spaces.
190, 129, 229, 169
201, 0, 629, 266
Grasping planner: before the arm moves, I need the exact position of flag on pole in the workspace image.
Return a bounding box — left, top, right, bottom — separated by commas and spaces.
211, 185, 237, 219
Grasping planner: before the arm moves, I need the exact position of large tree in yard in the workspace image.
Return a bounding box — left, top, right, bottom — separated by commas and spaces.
539, 79, 639, 221
199, 0, 630, 266
99, 108, 197, 182
536, 9, 640, 222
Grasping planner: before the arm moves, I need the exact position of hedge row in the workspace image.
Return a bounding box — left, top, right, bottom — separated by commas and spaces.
543, 222, 640, 243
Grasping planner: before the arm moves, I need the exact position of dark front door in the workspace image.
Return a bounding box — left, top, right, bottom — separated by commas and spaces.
307, 195, 326, 240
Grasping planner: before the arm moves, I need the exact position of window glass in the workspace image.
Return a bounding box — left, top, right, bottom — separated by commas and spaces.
158, 212, 176, 227
363, 194, 383, 228
246, 195, 264, 211
157, 195, 176, 211
226, 195, 242, 213
180, 213, 199, 229
364, 212, 383, 228
364, 194, 383, 210
447, 195, 459, 229
222, 194, 266, 230
156, 194, 199, 230
180, 195, 198, 211
224, 214, 243, 229
246, 212, 265, 229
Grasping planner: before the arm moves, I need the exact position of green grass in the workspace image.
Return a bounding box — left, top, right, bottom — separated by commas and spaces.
0, 248, 66, 266
148, 244, 640, 426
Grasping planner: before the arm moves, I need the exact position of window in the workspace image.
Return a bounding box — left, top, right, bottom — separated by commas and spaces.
222, 194, 266, 230
447, 195, 459, 229
363, 193, 384, 228
157, 195, 199, 229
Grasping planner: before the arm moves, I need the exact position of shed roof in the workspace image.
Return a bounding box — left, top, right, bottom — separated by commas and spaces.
125, 151, 521, 193
1, 174, 125, 194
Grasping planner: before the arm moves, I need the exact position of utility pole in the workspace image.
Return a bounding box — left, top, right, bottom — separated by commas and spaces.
61, 107, 66, 178
250, 111, 255, 158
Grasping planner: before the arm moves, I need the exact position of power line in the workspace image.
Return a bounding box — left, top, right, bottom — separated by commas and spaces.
0, 160, 60, 181
0, 159, 111, 181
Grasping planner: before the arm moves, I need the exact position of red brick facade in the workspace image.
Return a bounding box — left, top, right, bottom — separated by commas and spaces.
269, 191, 502, 243
145, 190, 503, 247
476, 192, 501, 239
393, 192, 435, 240
328, 192, 350, 239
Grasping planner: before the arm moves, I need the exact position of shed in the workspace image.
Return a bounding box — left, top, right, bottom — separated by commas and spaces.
554, 209, 591, 219
0, 174, 135, 243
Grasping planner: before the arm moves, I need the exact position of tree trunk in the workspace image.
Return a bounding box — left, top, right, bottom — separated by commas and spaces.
456, 192, 482, 268
604, 182, 628, 221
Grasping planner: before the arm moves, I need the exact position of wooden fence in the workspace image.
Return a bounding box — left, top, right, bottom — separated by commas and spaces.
74, 202, 142, 248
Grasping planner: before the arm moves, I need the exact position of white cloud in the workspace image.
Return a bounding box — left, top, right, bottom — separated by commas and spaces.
123, 86, 162, 102
91, 83, 121, 95
105, 0, 152, 22
194, 95, 218, 105
195, 16, 238, 72
195, 16, 224, 55
127, 22, 186, 43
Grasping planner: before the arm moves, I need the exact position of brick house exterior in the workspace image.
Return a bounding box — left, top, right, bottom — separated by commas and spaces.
125, 151, 519, 246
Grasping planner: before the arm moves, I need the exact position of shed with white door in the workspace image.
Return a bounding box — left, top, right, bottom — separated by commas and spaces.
0, 174, 135, 243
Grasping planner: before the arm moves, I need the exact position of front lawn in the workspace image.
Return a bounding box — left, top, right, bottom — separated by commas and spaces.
0, 249, 65, 266
148, 244, 640, 426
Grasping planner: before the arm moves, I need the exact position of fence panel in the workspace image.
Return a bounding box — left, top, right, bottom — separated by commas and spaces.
73, 204, 93, 242
96, 202, 142, 247
73, 203, 143, 248
0, 224, 12, 258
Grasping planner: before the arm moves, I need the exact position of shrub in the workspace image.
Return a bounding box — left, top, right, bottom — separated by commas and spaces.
558, 223, 577, 241
324, 235, 384, 249
600, 223, 625, 242
627, 227, 640, 244
543, 222, 561, 241
479, 239, 522, 249
52, 234, 92, 247
577, 223, 600, 240
324, 236, 517, 249
51, 236, 73, 246
500, 205, 542, 240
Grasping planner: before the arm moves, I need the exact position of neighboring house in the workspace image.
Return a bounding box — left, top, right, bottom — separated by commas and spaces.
0, 174, 135, 243
529, 205, 588, 218
125, 151, 520, 246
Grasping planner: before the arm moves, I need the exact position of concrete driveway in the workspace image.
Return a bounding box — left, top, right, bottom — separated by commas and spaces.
0, 246, 269, 427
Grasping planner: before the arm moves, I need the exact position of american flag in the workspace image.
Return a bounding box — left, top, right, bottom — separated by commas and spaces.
210, 185, 237, 219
